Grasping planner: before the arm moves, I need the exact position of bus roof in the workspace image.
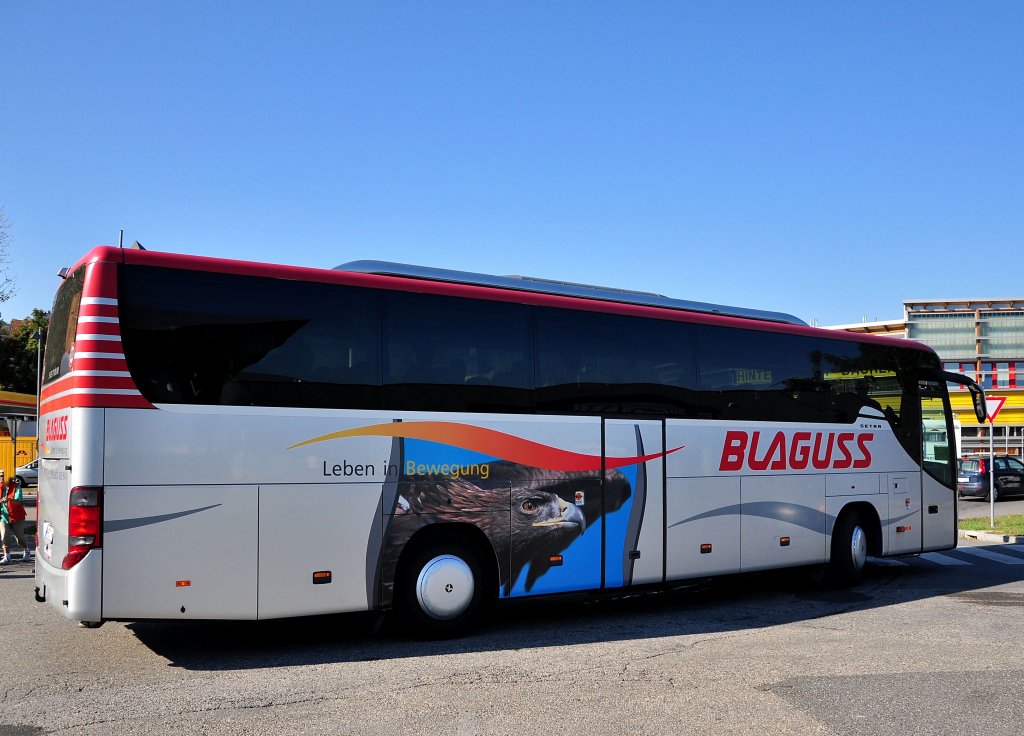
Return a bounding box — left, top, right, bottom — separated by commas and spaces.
63, 245, 934, 353
336, 260, 808, 327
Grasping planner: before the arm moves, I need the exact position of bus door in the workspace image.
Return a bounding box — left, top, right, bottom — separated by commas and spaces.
603, 419, 665, 588
919, 383, 957, 552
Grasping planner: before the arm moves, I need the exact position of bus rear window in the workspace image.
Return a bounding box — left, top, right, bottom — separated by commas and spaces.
43, 266, 85, 384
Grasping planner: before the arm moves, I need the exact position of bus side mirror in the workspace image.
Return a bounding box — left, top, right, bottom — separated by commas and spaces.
935, 369, 987, 423
969, 383, 987, 423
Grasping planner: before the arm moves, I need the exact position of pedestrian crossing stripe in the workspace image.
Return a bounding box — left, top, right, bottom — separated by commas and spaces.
920, 552, 971, 566
955, 547, 1024, 565
876, 547, 1024, 567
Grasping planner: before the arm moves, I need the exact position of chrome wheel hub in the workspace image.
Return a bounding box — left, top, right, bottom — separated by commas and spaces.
415, 554, 475, 621
850, 525, 867, 572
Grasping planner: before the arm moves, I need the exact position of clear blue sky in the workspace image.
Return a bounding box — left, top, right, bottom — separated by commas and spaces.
2, 2, 1022, 327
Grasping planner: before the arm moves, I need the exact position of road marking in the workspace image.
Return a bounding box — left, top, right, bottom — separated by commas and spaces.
954, 547, 1024, 565
870, 558, 909, 566
920, 552, 972, 566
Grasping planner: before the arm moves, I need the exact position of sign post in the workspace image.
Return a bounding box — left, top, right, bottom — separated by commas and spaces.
985, 396, 1008, 528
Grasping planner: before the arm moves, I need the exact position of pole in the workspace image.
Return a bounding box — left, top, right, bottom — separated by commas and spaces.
9, 417, 17, 481
989, 417, 995, 528
34, 330, 42, 426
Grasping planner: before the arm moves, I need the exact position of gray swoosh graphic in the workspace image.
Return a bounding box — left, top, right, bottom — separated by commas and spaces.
883, 509, 917, 526
106, 504, 222, 533
669, 502, 831, 533
669, 502, 921, 532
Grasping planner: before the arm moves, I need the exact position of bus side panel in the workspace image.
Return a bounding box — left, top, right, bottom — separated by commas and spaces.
35, 407, 104, 621
66, 551, 103, 621
888, 472, 923, 555
36, 458, 71, 579
257, 483, 382, 619
665, 477, 741, 579
102, 485, 258, 619
740, 475, 826, 572
920, 472, 956, 552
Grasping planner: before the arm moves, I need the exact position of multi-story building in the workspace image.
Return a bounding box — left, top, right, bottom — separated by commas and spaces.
830, 298, 1024, 458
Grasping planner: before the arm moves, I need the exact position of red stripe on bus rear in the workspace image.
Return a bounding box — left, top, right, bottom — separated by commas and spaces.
73, 338, 123, 351
43, 372, 137, 395
42, 391, 153, 413
67, 393, 152, 409
69, 357, 129, 371
79, 303, 119, 318
75, 321, 122, 336
82, 261, 118, 299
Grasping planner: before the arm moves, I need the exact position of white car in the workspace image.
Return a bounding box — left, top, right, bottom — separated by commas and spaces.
15, 459, 38, 487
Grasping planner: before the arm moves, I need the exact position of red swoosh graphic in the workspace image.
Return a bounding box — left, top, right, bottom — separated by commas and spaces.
288, 421, 682, 472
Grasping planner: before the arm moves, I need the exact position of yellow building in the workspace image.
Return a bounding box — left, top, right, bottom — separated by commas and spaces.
0, 389, 37, 479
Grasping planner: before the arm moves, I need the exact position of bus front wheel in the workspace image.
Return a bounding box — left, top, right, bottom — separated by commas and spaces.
829, 511, 869, 585
397, 538, 485, 639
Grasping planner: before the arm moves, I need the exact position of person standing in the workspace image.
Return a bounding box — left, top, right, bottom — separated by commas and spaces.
1, 475, 31, 564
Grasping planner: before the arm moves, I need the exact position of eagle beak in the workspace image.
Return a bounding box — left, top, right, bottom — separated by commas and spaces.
532, 497, 586, 532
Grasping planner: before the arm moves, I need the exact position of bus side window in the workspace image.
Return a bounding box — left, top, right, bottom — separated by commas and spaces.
383, 292, 533, 413
535, 309, 697, 416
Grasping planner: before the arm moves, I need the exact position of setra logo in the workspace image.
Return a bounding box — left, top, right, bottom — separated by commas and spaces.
45, 415, 69, 443
719, 430, 874, 472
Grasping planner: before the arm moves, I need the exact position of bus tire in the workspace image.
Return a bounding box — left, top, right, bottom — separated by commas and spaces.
829, 510, 869, 585
397, 538, 485, 639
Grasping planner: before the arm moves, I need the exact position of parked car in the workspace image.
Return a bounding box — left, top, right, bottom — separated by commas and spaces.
15, 459, 38, 488
958, 456, 1024, 501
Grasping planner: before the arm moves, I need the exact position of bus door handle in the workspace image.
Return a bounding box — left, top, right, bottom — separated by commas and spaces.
928, 505, 939, 514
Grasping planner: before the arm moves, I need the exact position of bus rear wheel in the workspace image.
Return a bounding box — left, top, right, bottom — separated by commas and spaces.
397, 538, 485, 639
829, 511, 869, 585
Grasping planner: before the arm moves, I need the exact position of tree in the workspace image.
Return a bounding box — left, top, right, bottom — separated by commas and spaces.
0, 208, 14, 304
0, 309, 48, 393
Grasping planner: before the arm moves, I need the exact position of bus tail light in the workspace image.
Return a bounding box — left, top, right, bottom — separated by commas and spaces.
63, 486, 103, 570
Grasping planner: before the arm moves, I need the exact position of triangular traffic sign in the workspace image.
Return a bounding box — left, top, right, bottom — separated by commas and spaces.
985, 396, 1007, 422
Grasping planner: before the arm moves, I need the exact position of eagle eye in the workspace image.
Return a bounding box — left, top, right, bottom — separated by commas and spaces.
521, 499, 540, 514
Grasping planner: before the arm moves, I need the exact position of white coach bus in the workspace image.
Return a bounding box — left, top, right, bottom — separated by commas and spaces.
34, 247, 987, 635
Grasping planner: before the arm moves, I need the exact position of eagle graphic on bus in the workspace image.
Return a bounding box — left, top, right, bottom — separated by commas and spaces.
381, 463, 632, 600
